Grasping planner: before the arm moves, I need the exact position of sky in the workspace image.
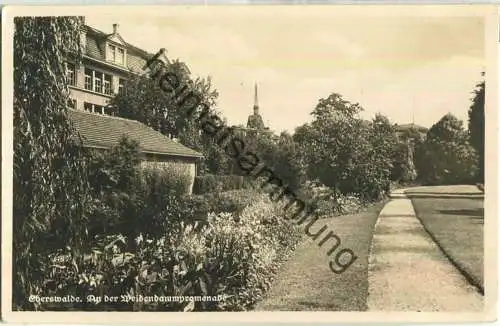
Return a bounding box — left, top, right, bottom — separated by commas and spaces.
86, 6, 486, 134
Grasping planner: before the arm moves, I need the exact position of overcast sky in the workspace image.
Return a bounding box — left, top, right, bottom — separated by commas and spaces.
86, 6, 485, 133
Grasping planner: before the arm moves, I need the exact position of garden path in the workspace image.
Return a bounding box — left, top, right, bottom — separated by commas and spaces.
367, 189, 483, 311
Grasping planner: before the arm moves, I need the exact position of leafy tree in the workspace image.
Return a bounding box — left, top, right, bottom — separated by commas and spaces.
468, 78, 485, 182
293, 122, 317, 177
13, 16, 90, 310
295, 93, 370, 199
295, 93, 400, 201
179, 114, 235, 175
419, 113, 478, 185
111, 59, 193, 139
244, 129, 304, 191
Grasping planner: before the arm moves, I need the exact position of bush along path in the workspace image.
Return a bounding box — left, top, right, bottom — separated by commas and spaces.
254, 202, 385, 311
367, 189, 483, 312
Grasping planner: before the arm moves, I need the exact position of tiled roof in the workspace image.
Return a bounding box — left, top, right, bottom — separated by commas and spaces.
85, 30, 104, 59
68, 109, 203, 158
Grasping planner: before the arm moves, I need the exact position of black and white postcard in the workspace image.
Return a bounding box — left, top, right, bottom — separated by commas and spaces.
1, 4, 498, 323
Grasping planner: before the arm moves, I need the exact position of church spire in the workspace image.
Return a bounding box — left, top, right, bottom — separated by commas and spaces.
253, 82, 259, 113
247, 81, 265, 130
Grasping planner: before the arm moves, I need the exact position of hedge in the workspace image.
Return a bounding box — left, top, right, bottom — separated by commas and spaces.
193, 174, 253, 194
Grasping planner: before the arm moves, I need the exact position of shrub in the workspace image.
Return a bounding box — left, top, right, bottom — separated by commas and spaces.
141, 167, 192, 197
86, 137, 143, 237
216, 189, 260, 216
87, 140, 191, 242
216, 196, 302, 309
193, 174, 252, 194
182, 194, 214, 222
193, 174, 219, 194
133, 171, 187, 240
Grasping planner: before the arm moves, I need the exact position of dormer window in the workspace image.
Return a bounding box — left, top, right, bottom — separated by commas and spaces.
103, 24, 127, 66
107, 43, 126, 66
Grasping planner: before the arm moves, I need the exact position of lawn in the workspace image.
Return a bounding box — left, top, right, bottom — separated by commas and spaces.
406, 188, 484, 293
254, 202, 386, 311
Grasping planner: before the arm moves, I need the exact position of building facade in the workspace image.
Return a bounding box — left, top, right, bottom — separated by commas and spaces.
66, 23, 169, 114
66, 23, 202, 194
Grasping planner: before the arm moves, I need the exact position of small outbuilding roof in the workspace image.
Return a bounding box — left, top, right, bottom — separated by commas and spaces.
68, 109, 203, 159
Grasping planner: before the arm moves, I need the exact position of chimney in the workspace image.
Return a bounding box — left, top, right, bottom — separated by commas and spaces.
112, 23, 119, 34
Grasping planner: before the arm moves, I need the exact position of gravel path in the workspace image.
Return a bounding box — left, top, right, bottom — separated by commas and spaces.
367, 189, 483, 312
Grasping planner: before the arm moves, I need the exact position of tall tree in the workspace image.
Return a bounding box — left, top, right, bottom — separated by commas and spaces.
295, 93, 401, 201
420, 113, 478, 185
13, 16, 90, 310
468, 77, 485, 182
111, 61, 229, 174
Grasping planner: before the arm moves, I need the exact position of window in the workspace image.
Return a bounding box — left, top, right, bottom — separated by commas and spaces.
104, 75, 112, 95
84, 68, 93, 90
66, 63, 76, 86
84, 102, 93, 112
118, 78, 126, 95
84, 102, 105, 114
94, 71, 102, 93
117, 48, 125, 65
104, 104, 116, 116
84, 68, 113, 95
108, 44, 116, 62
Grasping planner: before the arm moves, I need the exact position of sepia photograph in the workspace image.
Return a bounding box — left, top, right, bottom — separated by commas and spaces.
1, 4, 497, 323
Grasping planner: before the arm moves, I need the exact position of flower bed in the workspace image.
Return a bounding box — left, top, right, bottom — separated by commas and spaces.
39, 194, 302, 311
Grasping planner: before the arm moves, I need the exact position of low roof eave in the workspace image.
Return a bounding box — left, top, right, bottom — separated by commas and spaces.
83, 144, 204, 159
